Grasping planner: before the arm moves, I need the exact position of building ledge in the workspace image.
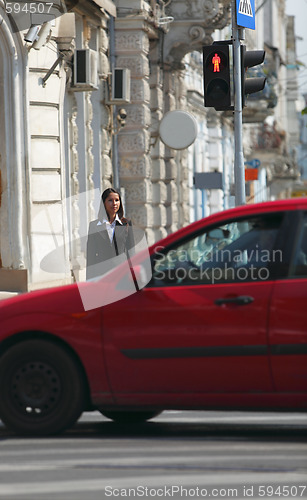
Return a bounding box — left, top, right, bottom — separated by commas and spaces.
91, 0, 116, 17
0, 269, 28, 293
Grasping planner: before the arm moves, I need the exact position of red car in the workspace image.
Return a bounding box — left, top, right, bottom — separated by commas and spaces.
0, 199, 307, 435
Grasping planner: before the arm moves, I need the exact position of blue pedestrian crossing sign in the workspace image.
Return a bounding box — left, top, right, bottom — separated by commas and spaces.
236, 0, 255, 30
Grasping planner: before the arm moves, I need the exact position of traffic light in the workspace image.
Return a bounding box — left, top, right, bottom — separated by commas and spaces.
203, 44, 231, 110
241, 46, 266, 106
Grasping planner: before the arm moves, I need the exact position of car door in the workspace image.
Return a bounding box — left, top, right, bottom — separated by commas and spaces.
102, 211, 285, 402
268, 209, 307, 394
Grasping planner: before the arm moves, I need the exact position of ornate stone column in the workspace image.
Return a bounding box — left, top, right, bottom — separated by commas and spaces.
149, 38, 168, 242
176, 69, 190, 228
113, 0, 231, 239
99, 25, 113, 190
114, 14, 154, 239
0, 4, 28, 291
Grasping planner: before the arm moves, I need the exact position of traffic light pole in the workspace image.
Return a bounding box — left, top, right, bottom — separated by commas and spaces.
232, 0, 246, 206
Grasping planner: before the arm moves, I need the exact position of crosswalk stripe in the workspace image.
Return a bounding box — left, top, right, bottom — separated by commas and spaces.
0, 471, 306, 497
0, 453, 304, 472
2, 441, 306, 457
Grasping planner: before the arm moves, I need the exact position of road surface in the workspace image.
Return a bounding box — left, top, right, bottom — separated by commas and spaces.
0, 411, 306, 500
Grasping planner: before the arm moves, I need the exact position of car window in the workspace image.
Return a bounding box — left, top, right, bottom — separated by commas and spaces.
289, 212, 307, 278
152, 213, 283, 286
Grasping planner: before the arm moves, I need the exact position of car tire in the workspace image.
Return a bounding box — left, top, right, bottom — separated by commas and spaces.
0, 339, 86, 435
100, 410, 162, 423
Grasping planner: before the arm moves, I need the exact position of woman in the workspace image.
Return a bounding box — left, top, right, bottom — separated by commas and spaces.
86, 188, 133, 280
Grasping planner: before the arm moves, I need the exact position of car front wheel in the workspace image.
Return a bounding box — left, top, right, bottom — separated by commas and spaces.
0, 339, 86, 435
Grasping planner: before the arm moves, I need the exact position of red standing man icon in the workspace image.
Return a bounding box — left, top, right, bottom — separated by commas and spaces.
212, 53, 221, 72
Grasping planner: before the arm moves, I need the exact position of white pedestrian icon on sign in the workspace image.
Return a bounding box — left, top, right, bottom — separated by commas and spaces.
238, 0, 253, 17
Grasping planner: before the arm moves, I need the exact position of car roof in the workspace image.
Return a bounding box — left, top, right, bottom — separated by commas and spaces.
151, 198, 307, 251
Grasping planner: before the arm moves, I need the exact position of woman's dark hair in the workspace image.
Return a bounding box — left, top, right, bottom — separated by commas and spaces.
98, 188, 126, 222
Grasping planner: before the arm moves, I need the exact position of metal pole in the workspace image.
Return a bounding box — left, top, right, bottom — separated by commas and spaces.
42, 54, 64, 87
232, 0, 246, 205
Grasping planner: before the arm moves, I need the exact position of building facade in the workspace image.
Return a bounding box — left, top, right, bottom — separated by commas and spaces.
0, 0, 302, 293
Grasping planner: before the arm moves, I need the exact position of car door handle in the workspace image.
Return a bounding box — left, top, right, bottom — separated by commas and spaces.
214, 295, 254, 306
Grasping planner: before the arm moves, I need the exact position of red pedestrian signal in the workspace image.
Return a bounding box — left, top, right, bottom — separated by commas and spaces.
212, 53, 221, 73
203, 44, 231, 110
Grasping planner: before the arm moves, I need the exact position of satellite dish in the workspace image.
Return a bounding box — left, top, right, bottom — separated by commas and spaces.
159, 110, 198, 150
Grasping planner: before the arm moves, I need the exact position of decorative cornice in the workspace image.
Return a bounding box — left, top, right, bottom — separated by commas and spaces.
162, 0, 232, 68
